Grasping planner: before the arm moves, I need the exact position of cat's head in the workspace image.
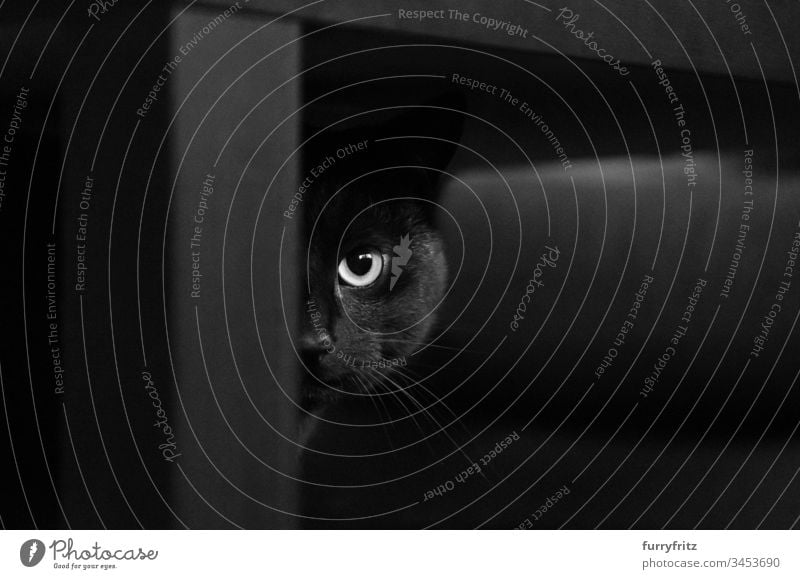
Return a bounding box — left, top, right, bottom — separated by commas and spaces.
298, 97, 464, 403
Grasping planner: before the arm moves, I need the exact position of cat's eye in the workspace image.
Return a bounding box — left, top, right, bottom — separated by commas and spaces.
337, 249, 384, 287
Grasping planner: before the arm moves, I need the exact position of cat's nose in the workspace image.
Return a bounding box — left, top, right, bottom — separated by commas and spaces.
297, 332, 328, 367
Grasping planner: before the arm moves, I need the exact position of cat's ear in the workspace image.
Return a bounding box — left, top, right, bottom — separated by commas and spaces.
370, 91, 466, 178
304, 91, 466, 179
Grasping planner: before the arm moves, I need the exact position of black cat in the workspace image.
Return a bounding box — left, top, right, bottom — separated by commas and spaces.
297, 98, 464, 413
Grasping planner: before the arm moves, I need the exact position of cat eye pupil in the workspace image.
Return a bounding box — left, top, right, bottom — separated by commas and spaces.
337, 248, 384, 288
347, 253, 373, 276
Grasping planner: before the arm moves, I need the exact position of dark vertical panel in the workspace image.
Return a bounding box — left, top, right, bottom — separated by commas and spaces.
169, 8, 300, 528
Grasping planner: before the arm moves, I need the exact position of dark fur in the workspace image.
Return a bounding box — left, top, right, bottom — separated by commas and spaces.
298, 100, 463, 409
